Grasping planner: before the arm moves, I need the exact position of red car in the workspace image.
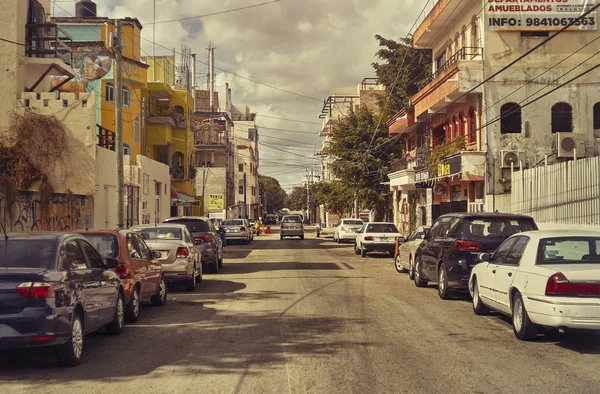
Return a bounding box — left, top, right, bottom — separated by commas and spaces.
74, 229, 166, 322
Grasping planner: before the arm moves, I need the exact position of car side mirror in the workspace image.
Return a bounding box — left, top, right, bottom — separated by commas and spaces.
151, 250, 161, 259
104, 258, 120, 269
478, 252, 491, 262
417, 233, 425, 239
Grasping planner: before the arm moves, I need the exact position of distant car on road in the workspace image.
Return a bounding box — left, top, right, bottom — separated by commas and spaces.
280, 215, 304, 240
470, 230, 600, 340
0, 233, 125, 366
355, 222, 402, 257
131, 224, 201, 291
414, 213, 538, 300
77, 229, 167, 321
333, 218, 364, 244
163, 217, 224, 273
221, 219, 253, 244
394, 226, 429, 278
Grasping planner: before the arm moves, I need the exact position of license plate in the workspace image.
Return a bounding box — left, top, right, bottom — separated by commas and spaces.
380, 237, 389, 242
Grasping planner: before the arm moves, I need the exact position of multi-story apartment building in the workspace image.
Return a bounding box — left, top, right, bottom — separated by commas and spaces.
388, 0, 600, 233
232, 104, 260, 219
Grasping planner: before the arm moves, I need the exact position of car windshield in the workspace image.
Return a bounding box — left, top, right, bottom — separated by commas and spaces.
344, 220, 363, 226
83, 234, 119, 259
222, 220, 244, 226
136, 228, 183, 241
366, 224, 398, 233
0, 239, 57, 269
464, 218, 536, 238
166, 219, 209, 233
537, 237, 600, 264
283, 216, 302, 223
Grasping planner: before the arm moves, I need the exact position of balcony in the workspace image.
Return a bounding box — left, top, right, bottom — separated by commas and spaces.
147, 122, 173, 146
412, 47, 483, 117
413, 0, 474, 48
389, 156, 415, 191
96, 124, 115, 151
442, 151, 486, 180
388, 108, 415, 137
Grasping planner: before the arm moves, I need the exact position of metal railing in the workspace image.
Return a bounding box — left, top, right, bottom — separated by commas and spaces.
427, 47, 482, 85
97, 125, 115, 151
414, 146, 431, 171
25, 23, 73, 67
390, 157, 409, 172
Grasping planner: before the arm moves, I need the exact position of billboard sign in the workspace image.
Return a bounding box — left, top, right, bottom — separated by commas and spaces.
209, 194, 224, 210
487, 0, 597, 31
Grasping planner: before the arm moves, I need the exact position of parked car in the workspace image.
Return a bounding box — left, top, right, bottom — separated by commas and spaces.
470, 230, 600, 340
163, 217, 224, 273
414, 213, 538, 299
394, 226, 429, 278
131, 224, 201, 291
221, 219, 253, 244
355, 222, 403, 258
77, 229, 166, 322
280, 215, 305, 240
0, 233, 125, 366
333, 218, 364, 243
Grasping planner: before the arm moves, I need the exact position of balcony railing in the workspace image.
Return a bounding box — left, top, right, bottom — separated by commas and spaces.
427, 47, 482, 85
25, 23, 73, 67
97, 124, 115, 151
390, 157, 409, 173
414, 146, 431, 171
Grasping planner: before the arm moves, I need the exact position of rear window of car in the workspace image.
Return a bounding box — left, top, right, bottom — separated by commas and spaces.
136, 228, 183, 241
344, 220, 363, 226
463, 218, 536, 238
222, 220, 244, 226
82, 234, 119, 259
537, 237, 600, 264
366, 224, 398, 233
165, 219, 209, 233
283, 216, 302, 223
0, 240, 57, 268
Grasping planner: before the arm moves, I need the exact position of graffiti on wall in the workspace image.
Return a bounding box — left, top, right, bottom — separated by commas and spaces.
0, 192, 93, 232
51, 47, 113, 93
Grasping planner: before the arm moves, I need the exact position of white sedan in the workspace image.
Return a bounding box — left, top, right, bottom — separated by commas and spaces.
469, 230, 600, 341
355, 222, 403, 258
394, 226, 429, 279
334, 218, 364, 243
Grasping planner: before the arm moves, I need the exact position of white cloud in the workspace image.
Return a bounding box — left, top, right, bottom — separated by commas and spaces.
67, 0, 423, 191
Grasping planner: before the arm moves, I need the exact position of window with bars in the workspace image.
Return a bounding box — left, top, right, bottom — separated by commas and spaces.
155, 182, 162, 196
551, 102, 573, 133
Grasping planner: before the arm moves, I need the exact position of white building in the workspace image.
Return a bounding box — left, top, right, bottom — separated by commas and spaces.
232, 104, 260, 219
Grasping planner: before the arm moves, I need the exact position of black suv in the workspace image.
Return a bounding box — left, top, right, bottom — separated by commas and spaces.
414, 213, 537, 299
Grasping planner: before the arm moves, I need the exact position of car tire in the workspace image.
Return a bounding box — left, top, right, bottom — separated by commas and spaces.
408, 256, 415, 280
55, 312, 84, 367
218, 254, 223, 269
438, 264, 453, 300
413, 257, 428, 288
361, 244, 367, 258
280, 234, 284, 240
472, 277, 489, 315
150, 277, 167, 306
512, 292, 538, 341
300, 235, 304, 240
394, 253, 406, 273
354, 243, 360, 255
125, 287, 140, 323
211, 259, 219, 274
185, 266, 198, 291
197, 264, 203, 283
105, 292, 125, 335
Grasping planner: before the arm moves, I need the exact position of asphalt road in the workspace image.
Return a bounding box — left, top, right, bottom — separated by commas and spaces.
1, 229, 600, 394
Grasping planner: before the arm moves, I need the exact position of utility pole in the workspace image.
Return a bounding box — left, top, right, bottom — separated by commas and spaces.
114, 19, 124, 229
243, 172, 247, 219
208, 41, 215, 112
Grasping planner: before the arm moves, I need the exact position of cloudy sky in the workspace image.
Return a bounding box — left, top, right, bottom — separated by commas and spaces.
53, 0, 423, 191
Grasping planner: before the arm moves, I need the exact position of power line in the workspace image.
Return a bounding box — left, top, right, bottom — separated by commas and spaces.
260, 134, 318, 146
257, 125, 317, 134
146, 0, 282, 25
256, 114, 322, 125
0, 36, 25, 46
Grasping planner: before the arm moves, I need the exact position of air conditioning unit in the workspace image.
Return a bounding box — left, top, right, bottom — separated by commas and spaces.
557, 133, 585, 158
499, 150, 525, 169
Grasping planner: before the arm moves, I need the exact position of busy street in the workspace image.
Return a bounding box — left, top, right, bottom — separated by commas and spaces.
2, 228, 599, 394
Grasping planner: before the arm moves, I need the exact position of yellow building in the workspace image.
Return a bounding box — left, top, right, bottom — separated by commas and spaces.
53, 16, 148, 165
144, 55, 197, 213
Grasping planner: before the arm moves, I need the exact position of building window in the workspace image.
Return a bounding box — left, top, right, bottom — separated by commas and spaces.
239, 185, 244, 195
593, 103, 600, 132
551, 102, 573, 133
134, 116, 140, 143
172, 152, 185, 180
123, 143, 130, 156
122, 86, 130, 107
500, 103, 522, 134
468, 107, 476, 144
458, 112, 465, 137
471, 16, 479, 48
238, 163, 244, 172
155, 182, 161, 196
436, 52, 446, 73
105, 82, 115, 103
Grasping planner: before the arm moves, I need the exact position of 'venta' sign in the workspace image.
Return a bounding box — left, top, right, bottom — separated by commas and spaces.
209, 194, 224, 210
487, 0, 597, 31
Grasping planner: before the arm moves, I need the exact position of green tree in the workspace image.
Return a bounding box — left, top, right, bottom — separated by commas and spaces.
258, 175, 287, 213
310, 181, 354, 216
284, 186, 306, 211
372, 35, 432, 115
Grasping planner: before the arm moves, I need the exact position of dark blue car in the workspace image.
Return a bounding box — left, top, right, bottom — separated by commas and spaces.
0, 233, 125, 366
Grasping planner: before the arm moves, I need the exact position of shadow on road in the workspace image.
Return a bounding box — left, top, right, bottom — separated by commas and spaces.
219, 262, 345, 275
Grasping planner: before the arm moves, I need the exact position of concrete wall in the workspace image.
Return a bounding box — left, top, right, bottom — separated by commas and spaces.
125, 155, 171, 225
196, 166, 228, 215
94, 146, 117, 228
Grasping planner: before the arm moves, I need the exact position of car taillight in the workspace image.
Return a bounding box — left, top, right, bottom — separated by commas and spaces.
364, 236, 374, 241
546, 272, 600, 297
455, 240, 481, 251
177, 247, 190, 258
114, 264, 131, 279
195, 236, 212, 244
240, 227, 246, 232
16, 282, 56, 298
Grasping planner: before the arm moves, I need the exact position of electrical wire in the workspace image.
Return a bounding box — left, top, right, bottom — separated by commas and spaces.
256, 114, 321, 125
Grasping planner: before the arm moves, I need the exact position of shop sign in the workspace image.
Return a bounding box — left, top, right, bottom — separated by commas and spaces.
437, 163, 451, 177
209, 194, 224, 210
487, 0, 597, 31
415, 171, 430, 182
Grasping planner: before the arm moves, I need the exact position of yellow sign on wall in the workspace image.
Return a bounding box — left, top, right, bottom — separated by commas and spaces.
437, 163, 451, 177
209, 194, 224, 210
